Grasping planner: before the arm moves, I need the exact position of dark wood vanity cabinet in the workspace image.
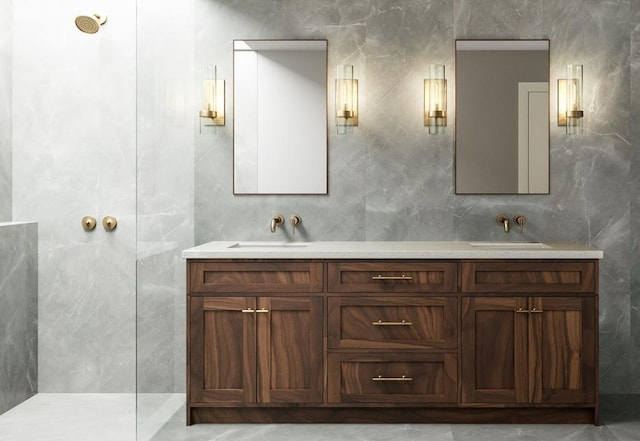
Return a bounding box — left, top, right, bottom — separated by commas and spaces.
187, 258, 599, 424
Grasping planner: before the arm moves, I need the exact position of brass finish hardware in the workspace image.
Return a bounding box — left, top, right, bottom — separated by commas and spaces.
290, 214, 302, 235
81, 216, 97, 231
372, 320, 413, 326
241, 308, 256, 313
372, 274, 413, 281
255, 308, 270, 313
102, 216, 117, 231
270, 214, 284, 233
514, 215, 526, 234
372, 375, 413, 382
516, 307, 544, 314
497, 214, 510, 233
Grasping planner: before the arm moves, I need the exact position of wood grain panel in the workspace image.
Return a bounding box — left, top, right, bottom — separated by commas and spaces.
533, 297, 596, 403
328, 261, 457, 293
461, 261, 596, 293
327, 353, 457, 403
461, 297, 528, 403
189, 261, 324, 293
189, 297, 256, 404
328, 296, 457, 349
257, 297, 324, 403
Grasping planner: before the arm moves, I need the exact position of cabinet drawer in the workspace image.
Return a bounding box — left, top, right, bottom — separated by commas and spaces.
328, 297, 457, 349
328, 261, 457, 293
461, 261, 596, 293
188, 261, 324, 293
327, 353, 457, 403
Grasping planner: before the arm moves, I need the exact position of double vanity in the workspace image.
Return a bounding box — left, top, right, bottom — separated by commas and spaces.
183, 241, 602, 425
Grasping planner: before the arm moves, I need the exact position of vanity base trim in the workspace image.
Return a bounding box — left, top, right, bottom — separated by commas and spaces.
189, 406, 596, 424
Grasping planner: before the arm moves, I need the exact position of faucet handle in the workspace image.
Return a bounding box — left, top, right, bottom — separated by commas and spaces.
289, 214, 302, 235
513, 215, 526, 234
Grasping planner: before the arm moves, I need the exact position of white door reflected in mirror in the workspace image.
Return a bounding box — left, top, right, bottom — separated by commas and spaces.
233, 40, 328, 194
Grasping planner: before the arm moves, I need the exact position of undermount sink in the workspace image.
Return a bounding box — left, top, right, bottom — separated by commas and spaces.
469, 241, 550, 249
228, 241, 310, 249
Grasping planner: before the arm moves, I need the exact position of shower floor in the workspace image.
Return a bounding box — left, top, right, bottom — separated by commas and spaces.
0, 394, 638, 441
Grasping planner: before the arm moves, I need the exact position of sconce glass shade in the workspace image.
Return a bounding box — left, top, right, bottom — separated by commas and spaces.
200, 66, 225, 130
557, 64, 583, 134
335, 65, 358, 134
424, 64, 447, 134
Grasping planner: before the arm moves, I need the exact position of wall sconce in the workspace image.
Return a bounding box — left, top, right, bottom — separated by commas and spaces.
557, 64, 583, 134
199, 65, 225, 132
424, 64, 447, 134
335, 65, 358, 134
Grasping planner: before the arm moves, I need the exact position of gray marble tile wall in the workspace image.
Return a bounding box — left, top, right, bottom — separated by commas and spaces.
630, 4, 640, 393
0, 222, 37, 415
136, 244, 186, 393
195, 0, 639, 393
0, 0, 11, 222
11, 1, 137, 392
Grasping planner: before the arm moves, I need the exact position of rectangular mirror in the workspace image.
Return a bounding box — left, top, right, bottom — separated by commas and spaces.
233, 40, 328, 194
455, 40, 550, 194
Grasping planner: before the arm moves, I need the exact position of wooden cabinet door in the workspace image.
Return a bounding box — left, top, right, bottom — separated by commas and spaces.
462, 296, 597, 405
257, 297, 324, 403
188, 297, 256, 404
529, 297, 596, 404
461, 297, 529, 403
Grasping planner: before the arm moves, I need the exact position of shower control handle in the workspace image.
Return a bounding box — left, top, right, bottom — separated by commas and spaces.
82, 216, 97, 231
102, 216, 118, 231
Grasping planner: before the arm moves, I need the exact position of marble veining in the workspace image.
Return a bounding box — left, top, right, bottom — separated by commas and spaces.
0, 222, 37, 415
195, 0, 639, 394
2, 0, 638, 401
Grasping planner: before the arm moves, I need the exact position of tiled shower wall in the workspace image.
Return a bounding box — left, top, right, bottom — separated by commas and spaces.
0, 0, 11, 222
0, 222, 37, 414
195, 0, 640, 393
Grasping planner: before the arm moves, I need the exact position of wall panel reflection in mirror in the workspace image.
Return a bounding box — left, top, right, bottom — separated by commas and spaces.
455, 40, 549, 194
234, 40, 328, 194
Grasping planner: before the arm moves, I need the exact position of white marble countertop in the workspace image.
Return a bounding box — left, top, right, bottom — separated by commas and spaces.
182, 241, 603, 260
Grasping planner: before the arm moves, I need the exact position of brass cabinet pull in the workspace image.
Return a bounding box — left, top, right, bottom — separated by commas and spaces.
241, 308, 255, 313
372, 375, 413, 382
516, 307, 544, 314
255, 308, 270, 313
372, 319, 413, 326
372, 274, 413, 281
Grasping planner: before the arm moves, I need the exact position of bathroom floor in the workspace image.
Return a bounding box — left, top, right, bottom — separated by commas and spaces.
0, 394, 638, 441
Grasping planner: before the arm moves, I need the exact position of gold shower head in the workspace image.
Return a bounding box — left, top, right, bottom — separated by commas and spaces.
75, 14, 107, 34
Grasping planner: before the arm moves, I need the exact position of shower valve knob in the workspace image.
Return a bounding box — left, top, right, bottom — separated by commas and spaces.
82, 216, 97, 231
102, 216, 118, 231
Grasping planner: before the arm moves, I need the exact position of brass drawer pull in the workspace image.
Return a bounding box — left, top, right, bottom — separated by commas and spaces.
372, 319, 413, 326
255, 308, 270, 313
372, 274, 413, 281
516, 308, 530, 313
530, 308, 544, 313
241, 308, 255, 313
372, 375, 413, 382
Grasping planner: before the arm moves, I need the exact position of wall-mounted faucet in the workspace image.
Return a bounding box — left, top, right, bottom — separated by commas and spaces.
270, 214, 284, 233
290, 214, 302, 235
496, 214, 510, 233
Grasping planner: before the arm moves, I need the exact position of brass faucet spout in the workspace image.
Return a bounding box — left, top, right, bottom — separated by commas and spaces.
497, 214, 510, 233
270, 214, 284, 233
